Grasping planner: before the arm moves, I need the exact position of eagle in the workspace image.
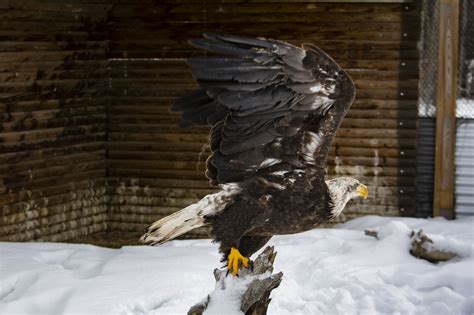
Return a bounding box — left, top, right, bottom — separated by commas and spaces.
141, 34, 368, 276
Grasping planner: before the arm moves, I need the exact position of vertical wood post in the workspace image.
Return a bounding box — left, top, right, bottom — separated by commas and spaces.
433, 0, 459, 219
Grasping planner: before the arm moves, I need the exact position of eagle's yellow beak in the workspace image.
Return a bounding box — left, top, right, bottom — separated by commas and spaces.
357, 184, 368, 199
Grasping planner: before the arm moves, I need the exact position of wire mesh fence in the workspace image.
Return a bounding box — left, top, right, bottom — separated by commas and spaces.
418, 0, 439, 118
457, 0, 474, 119
417, 0, 474, 217
419, 0, 473, 119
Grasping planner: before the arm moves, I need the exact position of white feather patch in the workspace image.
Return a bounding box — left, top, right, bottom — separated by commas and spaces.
141, 183, 241, 245
301, 131, 322, 165
259, 158, 281, 168
271, 170, 290, 176
309, 83, 322, 93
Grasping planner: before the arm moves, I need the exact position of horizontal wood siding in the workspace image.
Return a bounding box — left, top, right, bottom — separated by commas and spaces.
1, 1, 421, 244
107, 0, 421, 236
0, 1, 111, 241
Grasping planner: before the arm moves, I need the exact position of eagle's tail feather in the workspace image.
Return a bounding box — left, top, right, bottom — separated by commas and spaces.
140, 202, 205, 245
140, 184, 241, 245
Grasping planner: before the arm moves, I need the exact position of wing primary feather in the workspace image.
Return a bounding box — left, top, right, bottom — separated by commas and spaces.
203, 33, 276, 50
190, 66, 281, 83
175, 34, 356, 184
189, 39, 260, 58
188, 58, 255, 69
198, 80, 272, 91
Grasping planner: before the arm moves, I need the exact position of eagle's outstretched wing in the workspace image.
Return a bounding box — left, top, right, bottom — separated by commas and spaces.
173, 34, 356, 185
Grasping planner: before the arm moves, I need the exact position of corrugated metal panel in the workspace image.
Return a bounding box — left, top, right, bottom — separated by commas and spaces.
416, 118, 436, 217
455, 119, 474, 216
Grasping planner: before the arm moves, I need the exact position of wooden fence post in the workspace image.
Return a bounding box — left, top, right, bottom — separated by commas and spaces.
433, 0, 459, 219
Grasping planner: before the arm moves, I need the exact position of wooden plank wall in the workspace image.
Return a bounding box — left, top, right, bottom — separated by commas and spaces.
0, 1, 111, 241
107, 0, 421, 236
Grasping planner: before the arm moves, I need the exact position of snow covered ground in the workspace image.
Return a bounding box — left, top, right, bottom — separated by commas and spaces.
0, 216, 473, 315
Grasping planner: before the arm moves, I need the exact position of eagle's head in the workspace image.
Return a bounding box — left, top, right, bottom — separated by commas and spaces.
326, 177, 368, 218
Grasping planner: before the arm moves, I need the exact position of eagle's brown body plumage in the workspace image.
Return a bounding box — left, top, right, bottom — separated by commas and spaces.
141, 34, 367, 271
205, 171, 332, 258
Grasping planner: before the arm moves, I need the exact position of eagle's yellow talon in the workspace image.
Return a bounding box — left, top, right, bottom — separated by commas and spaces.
227, 247, 249, 276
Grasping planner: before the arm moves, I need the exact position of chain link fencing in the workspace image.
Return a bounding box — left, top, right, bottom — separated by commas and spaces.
457, 0, 474, 119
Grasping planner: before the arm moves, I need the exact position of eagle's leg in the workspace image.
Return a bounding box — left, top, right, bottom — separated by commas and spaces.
226, 236, 272, 276
207, 196, 264, 276
239, 236, 272, 258
227, 247, 250, 276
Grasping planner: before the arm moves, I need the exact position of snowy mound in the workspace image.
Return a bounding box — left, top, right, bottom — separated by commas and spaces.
0, 216, 473, 314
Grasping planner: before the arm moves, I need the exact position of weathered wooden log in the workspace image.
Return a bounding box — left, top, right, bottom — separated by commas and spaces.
106, 177, 210, 189
336, 128, 417, 139
108, 204, 182, 215
1, 114, 106, 132
107, 159, 208, 171
188, 246, 283, 315
0, 106, 105, 123
108, 168, 206, 180
112, 2, 415, 15
0, 133, 106, 154
106, 213, 161, 225
0, 151, 105, 175
1, 202, 107, 235
108, 131, 209, 142
0, 142, 104, 164
3, 170, 105, 193
1, 192, 107, 224
107, 185, 214, 199
36, 222, 108, 243
2, 160, 105, 189
108, 194, 200, 208
327, 165, 416, 177
364, 229, 379, 239
1, 214, 108, 242
1, 98, 108, 113
2, 186, 107, 215
108, 150, 210, 161
364, 229, 459, 263
0, 223, 107, 243
409, 230, 458, 263
0, 50, 108, 63
0, 124, 106, 143
0, 177, 105, 206
106, 221, 152, 233
107, 141, 210, 153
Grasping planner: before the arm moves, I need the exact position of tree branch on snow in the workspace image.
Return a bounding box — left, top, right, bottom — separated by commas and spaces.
364, 228, 459, 263
409, 230, 458, 263
188, 246, 283, 315
364, 229, 379, 239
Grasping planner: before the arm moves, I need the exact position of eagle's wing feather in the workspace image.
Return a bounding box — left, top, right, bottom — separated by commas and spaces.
172, 34, 355, 185
300, 43, 357, 166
